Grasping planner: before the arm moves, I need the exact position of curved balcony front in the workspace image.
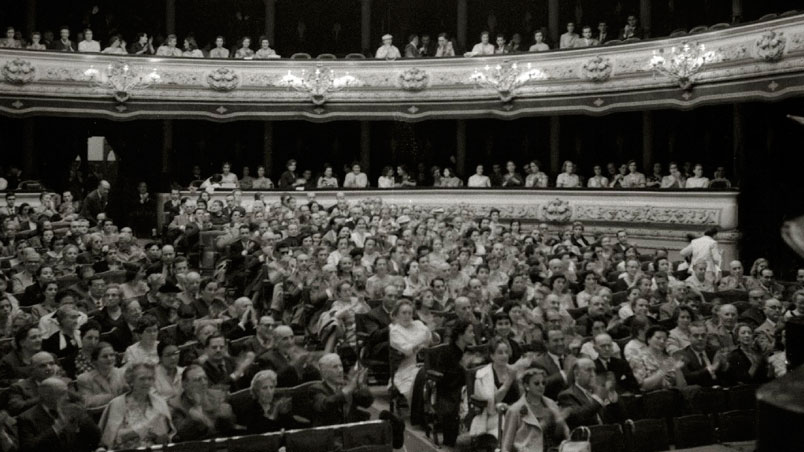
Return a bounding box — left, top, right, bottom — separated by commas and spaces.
0, 14, 802, 122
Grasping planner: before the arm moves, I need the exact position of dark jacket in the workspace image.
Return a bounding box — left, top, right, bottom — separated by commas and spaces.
594, 356, 640, 394
557, 383, 623, 430
17, 404, 100, 452
679, 345, 722, 387
533, 354, 568, 400
257, 350, 300, 388
238, 398, 300, 435
310, 380, 373, 427
6, 377, 40, 416
0, 350, 33, 386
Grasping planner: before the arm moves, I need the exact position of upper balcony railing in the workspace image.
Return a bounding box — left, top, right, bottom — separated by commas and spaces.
1, 13, 803, 122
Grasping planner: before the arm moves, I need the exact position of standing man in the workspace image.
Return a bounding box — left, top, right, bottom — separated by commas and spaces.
80, 180, 110, 226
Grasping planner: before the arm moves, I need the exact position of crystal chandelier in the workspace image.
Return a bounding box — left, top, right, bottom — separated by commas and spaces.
470, 61, 545, 103
84, 61, 160, 103
279, 63, 362, 106
650, 42, 715, 91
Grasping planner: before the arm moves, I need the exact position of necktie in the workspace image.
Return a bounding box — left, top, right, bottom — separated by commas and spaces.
601, 358, 609, 370
558, 355, 565, 371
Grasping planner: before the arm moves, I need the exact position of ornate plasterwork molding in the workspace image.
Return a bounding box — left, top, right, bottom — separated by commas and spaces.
0, 14, 802, 120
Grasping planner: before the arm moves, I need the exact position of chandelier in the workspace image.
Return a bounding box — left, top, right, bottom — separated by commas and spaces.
650, 42, 716, 91
85, 61, 160, 103
278, 63, 361, 106
470, 61, 545, 103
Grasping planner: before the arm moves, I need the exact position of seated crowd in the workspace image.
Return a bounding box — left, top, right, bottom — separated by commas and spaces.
0, 171, 797, 452
0, 12, 712, 60
182, 159, 732, 191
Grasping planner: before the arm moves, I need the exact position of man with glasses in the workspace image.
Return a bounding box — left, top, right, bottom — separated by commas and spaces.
756, 298, 783, 346
170, 364, 235, 441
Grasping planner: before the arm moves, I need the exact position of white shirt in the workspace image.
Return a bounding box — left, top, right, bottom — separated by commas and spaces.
469, 43, 495, 56
467, 174, 491, 188
344, 172, 369, 188
685, 177, 709, 189
680, 235, 722, 275
375, 45, 401, 59
78, 40, 101, 53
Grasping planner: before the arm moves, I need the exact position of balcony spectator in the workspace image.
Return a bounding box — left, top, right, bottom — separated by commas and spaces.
0, 27, 21, 48
435, 33, 455, 57
494, 34, 508, 54
556, 161, 581, 188
439, 168, 463, 187
317, 165, 339, 188
235, 36, 255, 59
418, 34, 435, 56
404, 34, 420, 58
255, 37, 279, 59
376, 34, 401, 59
156, 34, 182, 57
560, 22, 578, 49
597, 22, 610, 43
529, 31, 549, 52
182, 37, 204, 58
661, 162, 686, 188
709, 166, 732, 188
343, 163, 369, 188
251, 165, 274, 189
78, 28, 100, 53
378, 166, 395, 188
396, 165, 416, 187
622, 160, 646, 188
509, 33, 524, 53
501, 161, 524, 187
587, 165, 609, 188
131, 33, 154, 55
26, 31, 46, 50
646, 163, 663, 188
685, 163, 710, 188
619, 15, 643, 40
50, 26, 75, 52
525, 160, 549, 187
219, 162, 238, 188
237, 166, 253, 189
467, 31, 494, 56
573, 26, 599, 47
209, 36, 229, 58
102, 35, 128, 55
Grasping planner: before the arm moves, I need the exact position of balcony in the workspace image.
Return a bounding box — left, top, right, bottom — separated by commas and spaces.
0, 14, 802, 122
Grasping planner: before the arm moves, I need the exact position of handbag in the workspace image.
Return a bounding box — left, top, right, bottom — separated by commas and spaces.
558, 426, 591, 452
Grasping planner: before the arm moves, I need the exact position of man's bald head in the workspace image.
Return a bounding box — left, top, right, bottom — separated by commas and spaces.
38, 377, 68, 409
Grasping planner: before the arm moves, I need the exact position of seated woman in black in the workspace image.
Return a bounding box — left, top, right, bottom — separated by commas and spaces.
236, 370, 297, 434
726, 323, 771, 385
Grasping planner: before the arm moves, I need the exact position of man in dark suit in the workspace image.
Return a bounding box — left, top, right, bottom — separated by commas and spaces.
163, 189, 183, 226
592, 334, 640, 394
41, 306, 81, 377
310, 353, 373, 427
679, 322, 727, 386
48, 26, 76, 52
201, 334, 250, 391
532, 329, 572, 399
79, 180, 110, 226
256, 325, 300, 388
146, 282, 182, 328
558, 358, 623, 430
361, 285, 396, 360
107, 299, 141, 352
17, 378, 100, 452
6, 351, 59, 416
618, 15, 644, 40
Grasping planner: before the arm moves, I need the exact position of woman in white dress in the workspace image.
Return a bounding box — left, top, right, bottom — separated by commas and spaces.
389, 299, 432, 405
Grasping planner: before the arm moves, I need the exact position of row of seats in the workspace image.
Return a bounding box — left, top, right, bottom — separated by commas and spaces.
587, 409, 756, 452
112, 420, 392, 452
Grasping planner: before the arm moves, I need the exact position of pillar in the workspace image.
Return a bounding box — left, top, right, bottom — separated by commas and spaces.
642, 111, 654, 171
165, 0, 176, 35
457, 0, 468, 53
732, 104, 744, 186
264, 0, 276, 46
22, 119, 36, 177
25, 0, 37, 36
360, 122, 371, 174
361, 0, 372, 55
456, 120, 467, 176
263, 121, 273, 177
640, 0, 652, 39
732, 0, 743, 23
548, 0, 560, 47
161, 120, 173, 175
549, 116, 561, 174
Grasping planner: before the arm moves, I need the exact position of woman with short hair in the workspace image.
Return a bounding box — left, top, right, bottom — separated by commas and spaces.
77, 341, 128, 407
556, 161, 581, 188
99, 362, 175, 448
630, 326, 687, 391
238, 370, 296, 434
389, 299, 432, 405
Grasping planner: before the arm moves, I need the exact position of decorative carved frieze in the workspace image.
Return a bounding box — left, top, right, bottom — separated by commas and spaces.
2, 59, 35, 85
580, 56, 613, 82
398, 67, 429, 91
207, 67, 240, 92
755, 31, 786, 62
